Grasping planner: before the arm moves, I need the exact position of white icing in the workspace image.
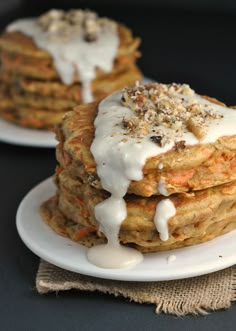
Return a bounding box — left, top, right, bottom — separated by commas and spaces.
158, 178, 168, 196
87, 89, 236, 268
154, 199, 176, 241
7, 18, 119, 102
87, 244, 143, 269
167, 255, 176, 264
158, 163, 163, 170
95, 196, 127, 242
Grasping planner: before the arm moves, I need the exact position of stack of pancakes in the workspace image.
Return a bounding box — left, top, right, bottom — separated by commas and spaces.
41, 83, 236, 252
0, 10, 142, 129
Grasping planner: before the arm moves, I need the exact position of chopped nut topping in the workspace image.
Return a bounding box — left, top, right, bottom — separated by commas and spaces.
122, 117, 149, 137
38, 9, 116, 41
122, 118, 138, 130
186, 118, 206, 140
121, 82, 223, 146
174, 140, 186, 151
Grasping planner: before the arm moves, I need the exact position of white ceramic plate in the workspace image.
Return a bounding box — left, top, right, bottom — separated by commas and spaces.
0, 119, 56, 148
16, 177, 236, 281
0, 77, 153, 148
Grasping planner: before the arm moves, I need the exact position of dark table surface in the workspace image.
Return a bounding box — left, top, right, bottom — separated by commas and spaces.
1, 3, 236, 330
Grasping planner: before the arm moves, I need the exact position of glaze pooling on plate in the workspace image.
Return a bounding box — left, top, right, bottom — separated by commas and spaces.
7, 10, 119, 102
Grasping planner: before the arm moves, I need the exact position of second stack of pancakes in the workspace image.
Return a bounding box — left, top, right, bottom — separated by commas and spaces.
0, 9, 142, 129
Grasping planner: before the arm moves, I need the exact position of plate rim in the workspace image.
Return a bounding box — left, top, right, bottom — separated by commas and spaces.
16, 177, 236, 282
0, 118, 57, 148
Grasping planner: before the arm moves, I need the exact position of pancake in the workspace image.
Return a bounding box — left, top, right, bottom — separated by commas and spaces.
56, 91, 236, 197
40, 170, 236, 252
0, 64, 141, 129
3, 63, 141, 109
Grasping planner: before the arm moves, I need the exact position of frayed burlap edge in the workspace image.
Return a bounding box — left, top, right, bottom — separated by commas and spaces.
36, 260, 236, 316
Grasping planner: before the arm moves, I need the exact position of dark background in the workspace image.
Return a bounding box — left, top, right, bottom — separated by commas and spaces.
0, 1, 236, 330
2, 0, 236, 105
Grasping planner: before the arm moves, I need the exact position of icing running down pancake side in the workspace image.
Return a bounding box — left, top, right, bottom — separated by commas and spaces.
89, 82, 236, 269
7, 10, 119, 102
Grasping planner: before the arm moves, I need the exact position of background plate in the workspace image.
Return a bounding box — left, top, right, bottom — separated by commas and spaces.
16, 177, 236, 281
0, 119, 56, 148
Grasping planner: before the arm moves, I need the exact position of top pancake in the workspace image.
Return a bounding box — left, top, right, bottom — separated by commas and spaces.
56, 88, 236, 197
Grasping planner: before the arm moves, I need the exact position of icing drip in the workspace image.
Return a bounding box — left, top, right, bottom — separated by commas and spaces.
87, 197, 143, 269
154, 199, 176, 241
158, 178, 168, 196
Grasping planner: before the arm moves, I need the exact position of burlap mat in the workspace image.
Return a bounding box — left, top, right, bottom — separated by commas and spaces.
36, 260, 236, 316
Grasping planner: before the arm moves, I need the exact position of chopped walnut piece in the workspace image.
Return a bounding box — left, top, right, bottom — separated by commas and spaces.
187, 118, 207, 140
47, 20, 68, 34
84, 18, 101, 41
38, 9, 64, 28
66, 9, 84, 24
174, 140, 186, 151
87, 174, 99, 187
122, 117, 149, 136
122, 118, 138, 130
